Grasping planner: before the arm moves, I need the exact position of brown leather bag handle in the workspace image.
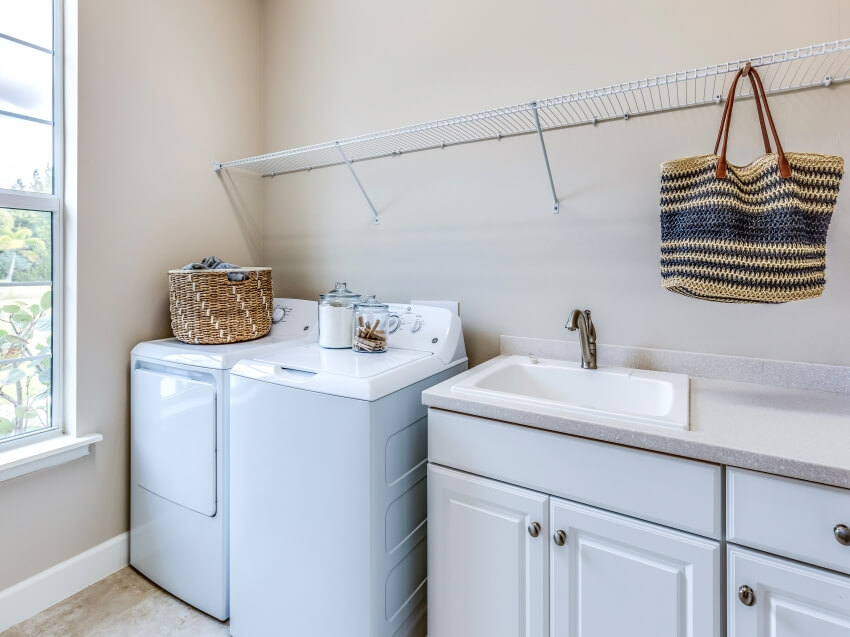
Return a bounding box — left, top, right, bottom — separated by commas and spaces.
714, 66, 771, 156
714, 65, 791, 179
749, 68, 791, 178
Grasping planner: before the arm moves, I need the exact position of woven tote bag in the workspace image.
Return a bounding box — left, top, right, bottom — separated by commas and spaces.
660, 64, 844, 303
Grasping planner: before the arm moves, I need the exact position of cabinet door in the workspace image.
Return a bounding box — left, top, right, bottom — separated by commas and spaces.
728, 545, 850, 637
550, 498, 720, 637
427, 464, 549, 637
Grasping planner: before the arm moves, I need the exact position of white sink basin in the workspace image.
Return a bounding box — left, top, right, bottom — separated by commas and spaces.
452, 355, 690, 430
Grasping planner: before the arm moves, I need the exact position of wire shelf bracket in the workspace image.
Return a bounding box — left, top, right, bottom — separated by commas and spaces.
213, 38, 850, 220
336, 142, 380, 224
531, 101, 559, 214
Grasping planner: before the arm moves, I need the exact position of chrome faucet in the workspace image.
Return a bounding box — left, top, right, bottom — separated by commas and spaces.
565, 309, 597, 369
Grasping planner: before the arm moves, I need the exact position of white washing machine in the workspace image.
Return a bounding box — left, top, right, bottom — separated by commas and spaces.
229, 302, 467, 637
129, 298, 318, 621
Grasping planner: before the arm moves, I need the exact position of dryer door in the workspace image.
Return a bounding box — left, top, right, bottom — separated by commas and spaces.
132, 368, 217, 516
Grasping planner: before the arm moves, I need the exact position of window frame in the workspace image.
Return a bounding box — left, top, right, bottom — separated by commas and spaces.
0, 0, 63, 450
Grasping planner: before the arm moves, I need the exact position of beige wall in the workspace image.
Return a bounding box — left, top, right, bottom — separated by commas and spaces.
1, 0, 848, 598
261, 0, 850, 367
0, 0, 263, 590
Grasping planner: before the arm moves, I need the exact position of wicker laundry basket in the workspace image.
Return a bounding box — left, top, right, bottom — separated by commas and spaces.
168, 268, 273, 344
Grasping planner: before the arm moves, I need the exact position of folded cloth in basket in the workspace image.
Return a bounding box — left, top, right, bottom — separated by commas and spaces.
182, 256, 250, 281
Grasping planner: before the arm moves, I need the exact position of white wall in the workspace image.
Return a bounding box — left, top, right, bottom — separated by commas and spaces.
261, 0, 850, 366
0, 0, 263, 591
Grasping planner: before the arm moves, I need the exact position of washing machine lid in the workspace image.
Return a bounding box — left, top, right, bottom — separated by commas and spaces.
233, 343, 449, 401
257, 343, 430, 377
231, 302, 467, 400
131, 298, 318, 369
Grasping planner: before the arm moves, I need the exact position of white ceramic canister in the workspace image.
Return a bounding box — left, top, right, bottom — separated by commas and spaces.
318, 282, 361, 348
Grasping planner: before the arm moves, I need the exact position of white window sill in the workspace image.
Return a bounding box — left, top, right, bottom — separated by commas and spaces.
0, 433, 103, 483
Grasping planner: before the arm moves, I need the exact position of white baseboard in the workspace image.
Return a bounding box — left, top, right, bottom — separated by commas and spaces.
0, 532, 129, 632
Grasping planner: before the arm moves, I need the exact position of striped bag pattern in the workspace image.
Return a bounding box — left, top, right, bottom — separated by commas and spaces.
660, 64, 844, 303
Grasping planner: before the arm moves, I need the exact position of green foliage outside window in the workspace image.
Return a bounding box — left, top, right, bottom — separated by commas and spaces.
0, 167, 53, 439
0, 291, 52, 438
3, 166, 52, 282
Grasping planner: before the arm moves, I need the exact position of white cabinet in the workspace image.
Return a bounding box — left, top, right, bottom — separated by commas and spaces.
427, 409, 850, 637
428, 464, 549, 637
728, 545, 850, 636
427, 464, 720, 637
550, 498, 720, 637
727, 469, 850, 636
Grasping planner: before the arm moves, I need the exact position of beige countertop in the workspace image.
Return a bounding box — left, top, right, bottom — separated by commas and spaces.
423, 343, 850, 489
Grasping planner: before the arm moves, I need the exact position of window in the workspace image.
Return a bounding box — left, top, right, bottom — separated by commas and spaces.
0, 0, 61, 447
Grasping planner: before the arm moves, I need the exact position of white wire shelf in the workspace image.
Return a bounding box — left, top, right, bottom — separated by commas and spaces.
214, 39, 849, 178
214, 39, 850, 221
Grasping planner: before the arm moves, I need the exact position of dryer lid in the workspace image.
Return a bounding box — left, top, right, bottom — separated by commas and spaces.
131, 298, 318, 369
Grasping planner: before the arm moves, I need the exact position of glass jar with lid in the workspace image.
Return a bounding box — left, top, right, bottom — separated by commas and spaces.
318, 282, 361, 348
353, 295, 389, 353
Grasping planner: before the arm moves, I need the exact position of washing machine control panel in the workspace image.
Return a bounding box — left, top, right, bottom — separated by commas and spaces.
385, 305, 423, 335
385, 304, 458, 357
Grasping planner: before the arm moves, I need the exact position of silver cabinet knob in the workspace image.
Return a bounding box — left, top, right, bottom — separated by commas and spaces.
835, 524, 850, 546
738, 584, 756, 607
553, 530, 567, 546
528, 522, 541, 538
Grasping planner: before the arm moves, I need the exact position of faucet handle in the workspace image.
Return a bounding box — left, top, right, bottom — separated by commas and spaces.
584, 310, 596, 341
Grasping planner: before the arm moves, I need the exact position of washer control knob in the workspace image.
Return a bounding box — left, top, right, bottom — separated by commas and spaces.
387, 315, 401, 334
411, 319, 422, 333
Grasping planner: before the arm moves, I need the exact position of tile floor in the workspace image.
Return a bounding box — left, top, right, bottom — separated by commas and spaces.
1, 567, 229, 637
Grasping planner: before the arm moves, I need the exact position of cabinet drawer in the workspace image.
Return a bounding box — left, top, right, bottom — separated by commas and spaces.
728, 468, 850, 575
429, 409, 722, 538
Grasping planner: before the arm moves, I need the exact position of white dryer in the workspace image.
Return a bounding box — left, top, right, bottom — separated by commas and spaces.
129, 298, 318, 620
229, 302, 467, 637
